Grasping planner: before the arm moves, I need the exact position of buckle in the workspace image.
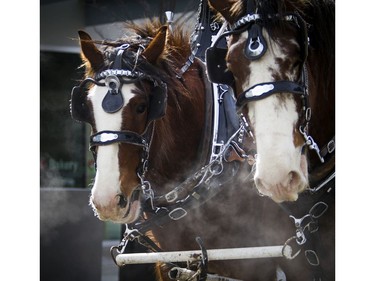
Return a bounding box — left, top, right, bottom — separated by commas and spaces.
309, 201, 328, 219
168, 207, 187, 220
327, 139, 335, 153
305, 250, 320, 266
165, 190, 178, 203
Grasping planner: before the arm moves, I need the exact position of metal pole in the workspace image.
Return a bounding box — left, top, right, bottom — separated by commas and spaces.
115, 245, 292, 266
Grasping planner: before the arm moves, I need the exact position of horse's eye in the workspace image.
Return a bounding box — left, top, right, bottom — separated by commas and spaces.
136, 103, 147, 114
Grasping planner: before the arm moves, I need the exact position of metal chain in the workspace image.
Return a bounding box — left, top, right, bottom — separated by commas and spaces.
284, 201, 329, 261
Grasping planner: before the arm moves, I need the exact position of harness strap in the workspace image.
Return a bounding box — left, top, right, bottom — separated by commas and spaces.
319, 136, 335, 160
236, 80, 305, 107
179, 0, 226, 77
90, 130, 147, 148
134, 150, 241, 235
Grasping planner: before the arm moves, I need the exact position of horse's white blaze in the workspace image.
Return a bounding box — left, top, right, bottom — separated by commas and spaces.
239, 32, 307, 201
249, 96, 303, 192
88, 84, 136, 207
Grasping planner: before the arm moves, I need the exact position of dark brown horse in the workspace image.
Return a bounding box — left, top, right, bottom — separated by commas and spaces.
207, 0, 335, 280
70, 16, 322, 281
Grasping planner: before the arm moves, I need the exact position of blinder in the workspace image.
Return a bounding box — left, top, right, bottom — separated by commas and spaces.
70, 78, 104, 124
147, 83, 168, 122
70, 85, 90, 123
205, 45, 234, 85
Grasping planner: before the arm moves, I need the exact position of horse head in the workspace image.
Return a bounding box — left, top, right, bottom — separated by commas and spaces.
71, 21, 206, 224
73, 26, 169, 223
207, 0, 335, 203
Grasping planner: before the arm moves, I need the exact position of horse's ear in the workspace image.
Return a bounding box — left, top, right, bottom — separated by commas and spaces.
208, 0, 241, 24
78, 30, 104, 72
142, 25, 168, 64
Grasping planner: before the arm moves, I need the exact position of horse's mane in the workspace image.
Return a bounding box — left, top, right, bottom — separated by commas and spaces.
303, 0, 335, 100
124, 19, 193, 64
80, 18, 200, 108
82, 19, 192, 80
229, 0, 312, 19
78, 18, 196, 104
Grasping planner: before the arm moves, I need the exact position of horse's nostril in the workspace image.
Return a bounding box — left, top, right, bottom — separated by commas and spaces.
288, 171, 301, 191
118, 195, 128, 208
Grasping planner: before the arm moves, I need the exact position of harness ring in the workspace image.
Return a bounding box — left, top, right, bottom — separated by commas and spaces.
282, 236, 301, 260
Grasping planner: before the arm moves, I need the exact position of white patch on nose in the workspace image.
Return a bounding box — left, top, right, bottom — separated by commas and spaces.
88, 84, 136, 206
250, 95, 304, 200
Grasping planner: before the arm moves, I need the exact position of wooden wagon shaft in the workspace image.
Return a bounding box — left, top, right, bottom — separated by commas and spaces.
115, 245, 292, 266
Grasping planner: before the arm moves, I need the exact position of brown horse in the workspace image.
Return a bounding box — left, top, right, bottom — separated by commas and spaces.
70, 17, 318, 280
207, 0, 335, 280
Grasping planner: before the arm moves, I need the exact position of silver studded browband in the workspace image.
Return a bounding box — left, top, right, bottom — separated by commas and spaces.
95, 69, 143, 81
231, 13, 296, 31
